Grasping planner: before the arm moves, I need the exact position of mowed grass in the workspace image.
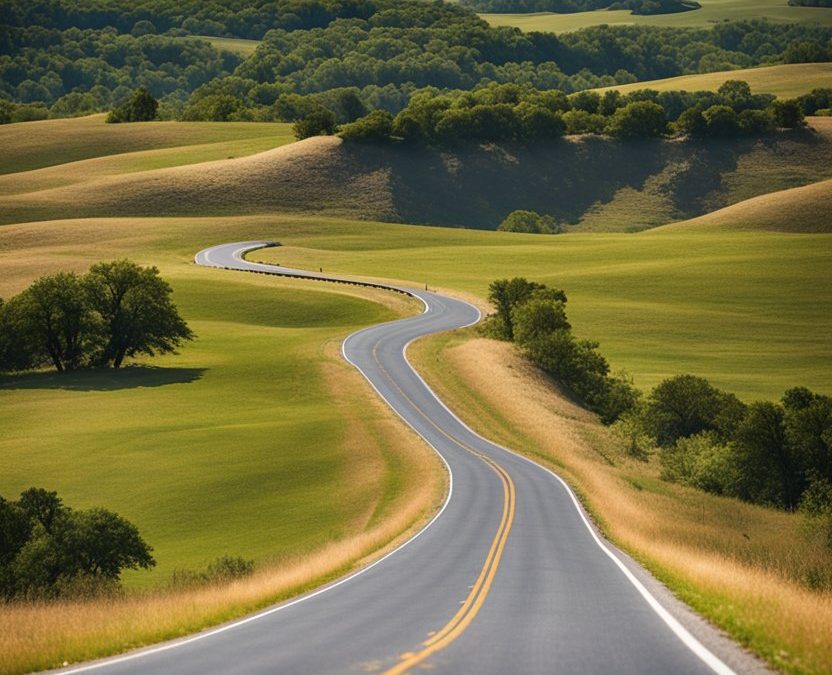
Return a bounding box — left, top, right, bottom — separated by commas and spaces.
482, 0, 832, 32
0, 114, 293, 175
251, 216, 832, 400
594, 63, 832, 98
408, 334, 832, 675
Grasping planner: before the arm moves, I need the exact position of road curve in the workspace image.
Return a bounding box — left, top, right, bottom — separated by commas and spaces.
64, 241, 747, 675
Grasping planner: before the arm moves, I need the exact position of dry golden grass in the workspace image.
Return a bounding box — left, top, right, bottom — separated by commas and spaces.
409, 334, 832, 675
659, 175, 832, 233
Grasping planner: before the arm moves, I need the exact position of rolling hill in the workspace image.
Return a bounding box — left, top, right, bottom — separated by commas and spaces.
4, 117, 832, 232
594, 63, 832, 99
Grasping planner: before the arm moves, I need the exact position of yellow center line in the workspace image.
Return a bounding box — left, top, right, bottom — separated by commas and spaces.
367, 344, 517, 675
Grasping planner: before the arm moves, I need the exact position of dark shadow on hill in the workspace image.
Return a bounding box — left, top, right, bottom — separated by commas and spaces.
0, 366, 206, 391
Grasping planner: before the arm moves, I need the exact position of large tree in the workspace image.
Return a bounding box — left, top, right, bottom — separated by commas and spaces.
84, 260, 193, 368
4, 273, 100, 372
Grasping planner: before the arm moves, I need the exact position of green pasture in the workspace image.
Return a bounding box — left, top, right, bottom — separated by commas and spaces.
0, 236, 411, 587
251, 217, 832, 401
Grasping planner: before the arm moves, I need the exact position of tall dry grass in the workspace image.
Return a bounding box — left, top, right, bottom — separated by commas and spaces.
410, 334, 832, 675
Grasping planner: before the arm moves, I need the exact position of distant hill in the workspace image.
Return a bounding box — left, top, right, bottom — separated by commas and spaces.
656, 177, 832, 233
3, 118, 832, 231
594, 63, 832, 99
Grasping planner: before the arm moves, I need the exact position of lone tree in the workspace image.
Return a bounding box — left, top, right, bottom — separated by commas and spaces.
106, 87, 158, 123
498, 210, 562, 234
84, 260, 193, 369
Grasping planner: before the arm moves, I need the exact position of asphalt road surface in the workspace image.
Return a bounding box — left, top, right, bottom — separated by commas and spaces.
63, 241, 759, 675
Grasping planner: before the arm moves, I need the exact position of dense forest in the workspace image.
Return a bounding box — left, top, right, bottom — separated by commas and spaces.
1, 0, 832, 123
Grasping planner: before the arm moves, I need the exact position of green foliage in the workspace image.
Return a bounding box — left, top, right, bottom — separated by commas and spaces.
106, 87, 159, 123
645, 374, 746, 447
0, 488, 154, 599
486, 277, 553, 341
487, 276, 638, 423
181, 94, 245, 121
607, 100, 667, 138
339, 110, 393, 141
84, 260, 194, 369
660, 432, 735, 494
771, 98, 806, 128
0, 261, 192, 373
798, 87, 832, 115
293, 108, 337, 139
800, 478, 832, 549
459, 0, 699, 13
498, 210, 562, 234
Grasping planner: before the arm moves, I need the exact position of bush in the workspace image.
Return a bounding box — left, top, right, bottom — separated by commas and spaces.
771, 98, 806, 128
660, 432, 735, 494
498, 210, 562, 234
171, 555, 255, 588
607, 101, 667, 138
106, 87, 158, 124
644, 374, 746, 447
181, 94, 244, 121
800, 478, 832, 549
293, 108, 337, 140
339, 110, 393, 141
1, 488, 154, 599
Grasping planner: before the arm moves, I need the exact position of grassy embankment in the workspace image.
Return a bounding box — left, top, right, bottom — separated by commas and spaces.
0, 216, 443, 674
482, 0, 832, 33
594, 63, 832, 99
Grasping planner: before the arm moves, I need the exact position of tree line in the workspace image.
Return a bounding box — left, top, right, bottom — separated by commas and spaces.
484, 276, 832, 539
2, 0, 832, 123
484, 277, 640, 424
635, 377, 832, 538
0, 260, 192, 374
333, 80, 807, 144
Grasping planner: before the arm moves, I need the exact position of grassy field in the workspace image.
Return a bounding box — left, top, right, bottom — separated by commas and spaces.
0, 115, 293, 175
0, 216, 443, 673
594, 63, 832, 98
408, 333, 832, 674
482, 0, 832, 32
251, 216, 832, 401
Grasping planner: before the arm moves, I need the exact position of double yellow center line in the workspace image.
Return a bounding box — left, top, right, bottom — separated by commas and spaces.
368, 344, 517, 674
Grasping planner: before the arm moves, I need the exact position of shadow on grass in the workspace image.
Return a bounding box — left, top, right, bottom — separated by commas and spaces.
0, 366, 206, 391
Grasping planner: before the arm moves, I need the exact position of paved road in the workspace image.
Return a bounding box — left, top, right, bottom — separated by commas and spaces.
65, 242, 749, 675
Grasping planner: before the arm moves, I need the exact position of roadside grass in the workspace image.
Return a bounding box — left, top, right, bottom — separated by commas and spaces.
407, 333, 832, 675
594, 63, 832, 99
0, 114, 292, 175
0, 217, 442, 673
482, 0, 832, 33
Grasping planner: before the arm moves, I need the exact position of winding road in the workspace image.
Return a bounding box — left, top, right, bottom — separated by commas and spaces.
64, 241, 757, 675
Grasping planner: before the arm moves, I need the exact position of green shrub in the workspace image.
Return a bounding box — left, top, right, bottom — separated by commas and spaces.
293, 109, 337, 140
339, 110, 393, 141
106, 87, 158, 124
498, 210, 562, 234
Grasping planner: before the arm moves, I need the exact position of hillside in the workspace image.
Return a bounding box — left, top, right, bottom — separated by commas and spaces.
657, 177, 832, 232
4, 118, 832, 232
482, 0, 832, 32
594, 63, 832, 98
